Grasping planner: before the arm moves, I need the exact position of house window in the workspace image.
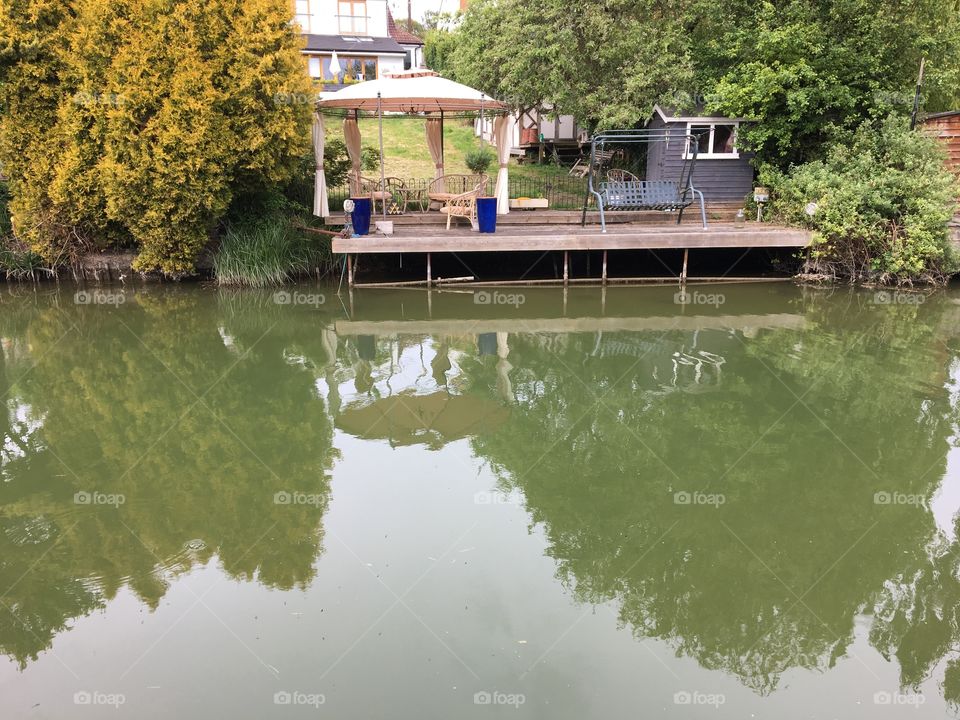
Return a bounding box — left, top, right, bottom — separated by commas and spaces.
294, 0, 311, 32
684, 122, 739, 159
313, 55, 377, 88
338, 1, 368, 35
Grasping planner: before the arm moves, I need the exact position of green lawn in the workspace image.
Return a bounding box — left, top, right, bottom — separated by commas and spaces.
325, 116, 576, 182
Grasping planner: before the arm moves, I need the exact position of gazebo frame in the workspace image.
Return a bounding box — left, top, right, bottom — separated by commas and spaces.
315, 71, 511, 223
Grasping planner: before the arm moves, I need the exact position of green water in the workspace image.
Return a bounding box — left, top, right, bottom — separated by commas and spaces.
1, 282, 960, 718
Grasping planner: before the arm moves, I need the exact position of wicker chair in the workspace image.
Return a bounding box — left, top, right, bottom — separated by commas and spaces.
439, 179, 486, 230
358, 176, 408, 215
427, 174, 488, 210
606, 169, 640, 182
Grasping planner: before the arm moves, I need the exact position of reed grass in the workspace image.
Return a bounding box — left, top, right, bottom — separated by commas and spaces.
213, 216, 332, 287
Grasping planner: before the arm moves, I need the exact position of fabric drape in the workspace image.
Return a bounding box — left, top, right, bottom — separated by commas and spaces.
313, 113, 329, 218
426, 118, 445, 192
343, 116, 363, 196
493, 115, 513, 215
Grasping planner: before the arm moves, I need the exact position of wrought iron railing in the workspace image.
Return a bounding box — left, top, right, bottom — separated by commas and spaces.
321, 175, 591, 213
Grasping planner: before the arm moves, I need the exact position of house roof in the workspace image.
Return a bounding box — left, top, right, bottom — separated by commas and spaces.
302, 34, 407, 56
654, 104, 748, 124
387, 7, 424, 46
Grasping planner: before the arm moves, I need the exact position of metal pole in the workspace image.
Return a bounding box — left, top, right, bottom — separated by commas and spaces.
480, 96, 485, 149
910, 57, 926, 130
681, 249, 689, 285
378, 92, 387, 221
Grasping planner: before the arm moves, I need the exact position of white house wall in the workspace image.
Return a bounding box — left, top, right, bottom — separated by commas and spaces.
296, 0, 389, 37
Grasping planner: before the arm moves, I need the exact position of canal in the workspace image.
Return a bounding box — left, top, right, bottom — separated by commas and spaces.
1, 282, 958, 718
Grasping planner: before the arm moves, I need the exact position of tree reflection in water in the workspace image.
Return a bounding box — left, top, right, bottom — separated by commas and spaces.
1, 285, 960, 707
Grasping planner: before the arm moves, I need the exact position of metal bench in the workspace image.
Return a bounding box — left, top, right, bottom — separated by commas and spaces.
582, 130, 707, 232
594, 179, 706, 231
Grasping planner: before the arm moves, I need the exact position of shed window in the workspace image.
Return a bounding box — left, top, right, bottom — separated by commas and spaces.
684, 122, 739, 159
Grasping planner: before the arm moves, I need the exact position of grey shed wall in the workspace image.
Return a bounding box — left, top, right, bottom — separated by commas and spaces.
645, 114, 755, 203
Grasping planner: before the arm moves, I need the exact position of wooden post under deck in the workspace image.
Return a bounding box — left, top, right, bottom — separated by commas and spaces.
680, 249, 689, 285
347, 254, 354, 288
427, 252, 432, 286
602, 250, 608, 285
563, 251, 569, 286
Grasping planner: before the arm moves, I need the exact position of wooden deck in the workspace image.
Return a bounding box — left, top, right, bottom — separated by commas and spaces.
333, 222, 811, 254
332, 218, 811, 287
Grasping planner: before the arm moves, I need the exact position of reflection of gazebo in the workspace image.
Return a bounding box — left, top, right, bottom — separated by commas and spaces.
313, 70, 511, 221
336, 391, 510, 449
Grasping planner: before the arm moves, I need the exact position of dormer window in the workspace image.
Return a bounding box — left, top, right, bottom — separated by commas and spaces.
338, 1, 368, 35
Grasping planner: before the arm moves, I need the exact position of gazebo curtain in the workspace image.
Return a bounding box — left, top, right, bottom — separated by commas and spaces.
493, 115, 513, 215
343, 116, 363, 196
425, 118, 445, 192
312, 113, 329, 219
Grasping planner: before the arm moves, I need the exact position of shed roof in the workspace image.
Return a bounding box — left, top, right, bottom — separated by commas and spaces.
302, 34, 407, 56
654, 104, 748, 124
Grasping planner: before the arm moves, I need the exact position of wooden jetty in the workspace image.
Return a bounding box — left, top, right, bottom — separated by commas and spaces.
330, 212, 812, 287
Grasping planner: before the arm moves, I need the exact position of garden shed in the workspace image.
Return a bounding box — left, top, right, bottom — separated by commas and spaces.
921, 110, 960, 170
646, 105, 754, 203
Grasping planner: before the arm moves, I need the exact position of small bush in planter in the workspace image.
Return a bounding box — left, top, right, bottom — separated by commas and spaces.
465, 147, 495, 176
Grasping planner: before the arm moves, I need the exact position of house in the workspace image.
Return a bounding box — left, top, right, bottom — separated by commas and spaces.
920, 111, 960, 171
295, 1, 415, 90
476, 106, 589, 161
646, 105, 754, 203
386, 7, 425, 71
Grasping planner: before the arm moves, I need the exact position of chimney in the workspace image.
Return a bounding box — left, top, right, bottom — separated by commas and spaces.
408, 0, 413, 31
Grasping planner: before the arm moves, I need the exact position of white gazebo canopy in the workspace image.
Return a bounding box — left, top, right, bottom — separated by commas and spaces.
313, 71, 512, 219
317, 69, 508, 115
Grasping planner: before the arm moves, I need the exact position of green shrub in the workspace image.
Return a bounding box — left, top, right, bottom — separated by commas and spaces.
0, 0, 313, 277
761, 117, 960, 284
361, 146, 381, 172
213, 215, 331, 287
465, 147, 495, 175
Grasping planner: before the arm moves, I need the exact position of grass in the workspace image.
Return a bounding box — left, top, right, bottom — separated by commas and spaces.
324, 116, 578, 182
213, 216, 333, 287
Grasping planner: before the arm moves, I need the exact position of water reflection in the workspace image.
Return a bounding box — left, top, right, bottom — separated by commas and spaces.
0, 283, 959, 712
